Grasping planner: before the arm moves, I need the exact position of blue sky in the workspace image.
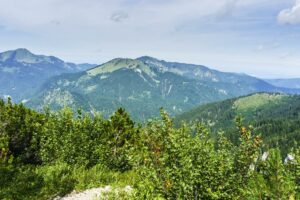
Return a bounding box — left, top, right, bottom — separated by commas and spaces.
0, 0, 300, 78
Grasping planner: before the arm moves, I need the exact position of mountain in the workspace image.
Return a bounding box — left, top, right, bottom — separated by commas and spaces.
265, 78, 300, 89
26, 56, 300, 121
0, 48, 96, 101
175, 93, 300, 153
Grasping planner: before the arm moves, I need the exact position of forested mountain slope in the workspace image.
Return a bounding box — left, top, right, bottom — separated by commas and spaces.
175, 93, 300, 153
27, 57, 299, 120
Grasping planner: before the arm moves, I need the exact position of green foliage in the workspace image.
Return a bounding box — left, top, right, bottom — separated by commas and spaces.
0, 99, 299, 199
0, 166, 43, 200
40, 108, 104, 166
133, 111, 262, 199
175, 93, 300, 155
100, 108, 138, 172
245, 149, 297, 199
0, 98, 45, 165
36, 162, 75, 198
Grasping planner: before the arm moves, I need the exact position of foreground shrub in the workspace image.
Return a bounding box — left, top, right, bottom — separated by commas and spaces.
132, 111, 298, 199
0, 166, 43, 200
0, 100, 299, 199
36, 162, 75, 199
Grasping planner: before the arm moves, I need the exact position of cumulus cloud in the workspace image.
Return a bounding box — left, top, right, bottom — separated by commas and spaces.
278, 0, 300, 25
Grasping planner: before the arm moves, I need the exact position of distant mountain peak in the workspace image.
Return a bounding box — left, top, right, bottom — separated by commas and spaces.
87, 57, 156, 77
137, 56, 160, 62
14, 48, 32, 54
0, 48, 43, 63
0, 48, 96, 101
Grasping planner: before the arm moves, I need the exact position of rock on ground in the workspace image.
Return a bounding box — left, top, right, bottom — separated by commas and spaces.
54, 185, 132, 200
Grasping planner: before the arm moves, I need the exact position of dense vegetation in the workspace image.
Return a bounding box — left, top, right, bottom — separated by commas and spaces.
1, 98, 300, 199
175, 93, 300, 155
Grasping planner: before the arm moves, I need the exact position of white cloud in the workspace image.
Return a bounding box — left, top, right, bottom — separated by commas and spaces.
0, 0, 256, 31
0, 0, 299, 78
278, 0, 300, 25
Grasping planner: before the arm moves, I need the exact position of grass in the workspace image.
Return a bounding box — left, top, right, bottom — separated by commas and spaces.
0, 163, 139, 200
233, 93, 287, 112
87, 58, 156, 78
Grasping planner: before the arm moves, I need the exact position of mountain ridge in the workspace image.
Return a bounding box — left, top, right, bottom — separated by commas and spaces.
174, 92, 300, 154
26, 56, 300, 120
0, 48, 96, 101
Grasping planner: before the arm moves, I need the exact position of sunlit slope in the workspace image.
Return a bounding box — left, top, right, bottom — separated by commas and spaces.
27, 56, 299, 121
175, 93, 300, 153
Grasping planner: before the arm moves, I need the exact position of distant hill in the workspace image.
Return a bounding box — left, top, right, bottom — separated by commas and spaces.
26, 56, 299, 121
175, 93, 300, 153
265, 78, 300, 89
0, 48, 96, 101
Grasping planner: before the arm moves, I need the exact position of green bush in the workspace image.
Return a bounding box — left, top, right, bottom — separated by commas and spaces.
36, 162, 75, 199
0, 166, 43, 200
0, 100, 299, 199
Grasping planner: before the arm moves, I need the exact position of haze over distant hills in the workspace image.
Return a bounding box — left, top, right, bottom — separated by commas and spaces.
25, 55, 300, 120
265, 78, 300, 89
0, 48, 96, 101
